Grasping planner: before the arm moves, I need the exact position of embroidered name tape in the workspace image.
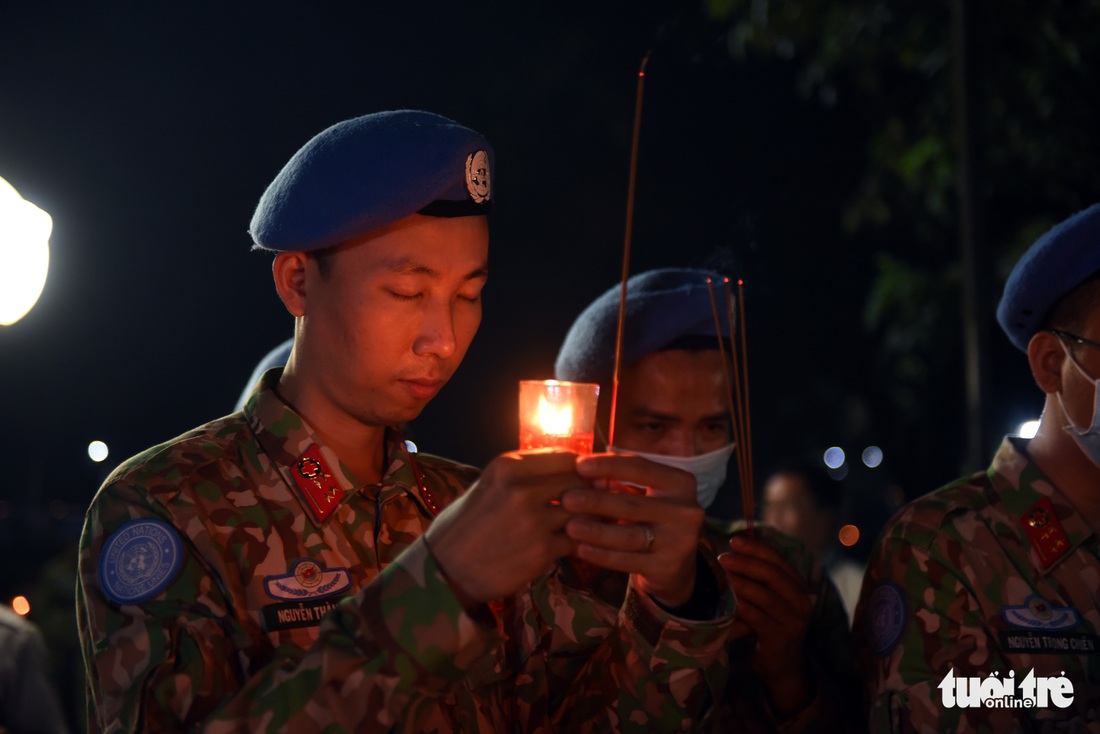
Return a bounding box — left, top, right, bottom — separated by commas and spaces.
98, 519, 184, 605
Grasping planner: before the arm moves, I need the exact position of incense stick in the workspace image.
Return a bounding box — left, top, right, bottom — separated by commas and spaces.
736, 280, 754, 527
607, 50, 651, 449
725, 278, 754, 537
705, 277, 741, 467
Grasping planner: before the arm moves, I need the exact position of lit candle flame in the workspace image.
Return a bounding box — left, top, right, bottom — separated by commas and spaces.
537, 395, 574, 436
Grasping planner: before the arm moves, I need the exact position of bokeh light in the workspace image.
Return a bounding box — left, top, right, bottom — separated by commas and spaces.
88, 440, 109, 462
838, 524, 860, 547
823, 446, 846, 469
0, 176, 51, 326
1018, 420, 1040, 439
11, 595, 30, 616
862, 446, 883, 468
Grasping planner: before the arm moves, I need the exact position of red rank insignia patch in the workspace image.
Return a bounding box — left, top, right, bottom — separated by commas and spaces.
1021, 497, 1071, 569
291, 445, 344, 524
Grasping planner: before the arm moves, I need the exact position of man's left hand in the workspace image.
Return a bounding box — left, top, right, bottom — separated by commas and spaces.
559, 453, 704, 608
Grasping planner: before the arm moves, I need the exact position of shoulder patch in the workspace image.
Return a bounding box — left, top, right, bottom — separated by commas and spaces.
867, 582, 908, 657
97, 519, 184, 605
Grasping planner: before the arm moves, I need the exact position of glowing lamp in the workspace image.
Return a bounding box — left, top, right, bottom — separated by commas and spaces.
0, 176, 51, 326
518, 380, 599, 454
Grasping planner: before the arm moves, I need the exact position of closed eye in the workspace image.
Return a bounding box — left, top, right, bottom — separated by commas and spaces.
387, 290, 422, 301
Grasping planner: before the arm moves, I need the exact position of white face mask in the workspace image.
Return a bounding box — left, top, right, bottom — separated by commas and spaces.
1059, 343, 1100, 467
609, 443, 736, 510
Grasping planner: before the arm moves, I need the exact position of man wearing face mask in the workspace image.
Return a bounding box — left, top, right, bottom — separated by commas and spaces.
556, 268, 862, 733
853, 203, 1100, 731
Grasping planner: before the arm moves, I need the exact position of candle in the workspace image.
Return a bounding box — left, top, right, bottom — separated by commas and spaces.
518, 380, 599, 454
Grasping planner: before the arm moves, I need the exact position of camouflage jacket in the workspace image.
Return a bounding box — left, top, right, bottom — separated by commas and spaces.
567, 520, 862, 733
854, 437, 1100, 732
77, 375, 735, 733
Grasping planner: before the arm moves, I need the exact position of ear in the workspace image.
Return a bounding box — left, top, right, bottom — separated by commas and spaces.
1028, 330, 1066, 395
273, 251, 310, 318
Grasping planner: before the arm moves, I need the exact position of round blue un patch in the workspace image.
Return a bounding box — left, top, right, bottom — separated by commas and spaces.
868, 582, 908, 657
98, 519, 184, 605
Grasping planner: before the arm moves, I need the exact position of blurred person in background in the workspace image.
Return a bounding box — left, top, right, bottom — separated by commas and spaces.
762, 462, 864, 624
0, 602, 70, 734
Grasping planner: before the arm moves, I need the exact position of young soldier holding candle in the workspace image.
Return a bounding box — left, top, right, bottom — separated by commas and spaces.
555, 268, 864, 733
76, 112, 736, 733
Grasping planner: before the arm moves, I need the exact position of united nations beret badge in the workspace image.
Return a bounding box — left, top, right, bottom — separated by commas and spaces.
97, 519, 184, 605
466, 150, 490, 203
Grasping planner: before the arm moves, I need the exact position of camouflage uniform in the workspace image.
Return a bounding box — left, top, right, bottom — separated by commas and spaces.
566, 520, 862, 733
854, 437, 1100, 732
77, 372, 735, 733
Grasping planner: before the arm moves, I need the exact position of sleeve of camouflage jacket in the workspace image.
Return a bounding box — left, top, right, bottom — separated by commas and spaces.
853, 528, 1028, 733
78, 486, 505, 733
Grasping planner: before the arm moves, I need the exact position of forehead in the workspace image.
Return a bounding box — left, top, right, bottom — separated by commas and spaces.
335, 213, 489, 274
617, 349, 728, 414
764, 473, 813, 502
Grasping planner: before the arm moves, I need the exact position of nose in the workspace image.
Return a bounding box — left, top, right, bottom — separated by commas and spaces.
664, 431, 695, 458
412, 302, 457, 359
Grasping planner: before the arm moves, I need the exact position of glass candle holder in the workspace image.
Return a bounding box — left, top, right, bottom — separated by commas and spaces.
518, 379, 600, 454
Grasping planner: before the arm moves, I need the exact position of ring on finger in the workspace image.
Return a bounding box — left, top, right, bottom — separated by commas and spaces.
641, 523, 655, 552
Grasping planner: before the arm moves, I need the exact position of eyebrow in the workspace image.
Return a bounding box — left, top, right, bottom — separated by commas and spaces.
628, 407, 730, 424
383, 257, 489, 281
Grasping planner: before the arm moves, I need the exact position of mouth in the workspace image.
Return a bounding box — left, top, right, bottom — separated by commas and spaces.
398, 378, 446, 400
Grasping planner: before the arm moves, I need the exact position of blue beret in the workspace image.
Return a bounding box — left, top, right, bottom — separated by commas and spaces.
235, 337, 293, 411
997, 202, 1100, 351
555, 268, 734, 385
250, 110, 492, 251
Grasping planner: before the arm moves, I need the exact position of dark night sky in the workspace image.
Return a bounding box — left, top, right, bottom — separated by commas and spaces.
0, 3, 1031, 577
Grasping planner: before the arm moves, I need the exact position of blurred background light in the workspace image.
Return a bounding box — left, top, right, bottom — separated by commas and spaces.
838, 524, 860, 547
823, 446, 846, 469
88, 440, 109, 463
11, 595, 30, 616
0, 176, 51, 326
1017, 419, 1040, 439
861, 445, 884, 468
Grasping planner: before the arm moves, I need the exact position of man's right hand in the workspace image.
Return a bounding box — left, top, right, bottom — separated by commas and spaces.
424, 450, 583, 606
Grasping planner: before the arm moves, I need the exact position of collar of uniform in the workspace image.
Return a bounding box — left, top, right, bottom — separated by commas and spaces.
988, 436, 1094, 573
243, 367, 435, 518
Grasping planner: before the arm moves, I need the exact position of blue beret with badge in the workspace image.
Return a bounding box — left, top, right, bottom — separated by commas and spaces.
250, 110, 493, 251
997, 202, 1100, 351
555, 267, 733, 386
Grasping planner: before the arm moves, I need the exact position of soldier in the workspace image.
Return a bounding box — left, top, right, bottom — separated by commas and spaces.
77, 111, 735, 733
555, 268, 863, 733
0, 603, 70, 734
762, 462, 864, 624
853, 203, 1100, 730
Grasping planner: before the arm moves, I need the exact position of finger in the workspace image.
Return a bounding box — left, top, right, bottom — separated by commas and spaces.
565, 516, 653, 552
560, 487, 702, 527
572, 543, 656, 576
725, 574, 805, 625
481, 451, 592, 504
722, 540, 809, 597
727, 536, 806, 584
574, 453, 695, 501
